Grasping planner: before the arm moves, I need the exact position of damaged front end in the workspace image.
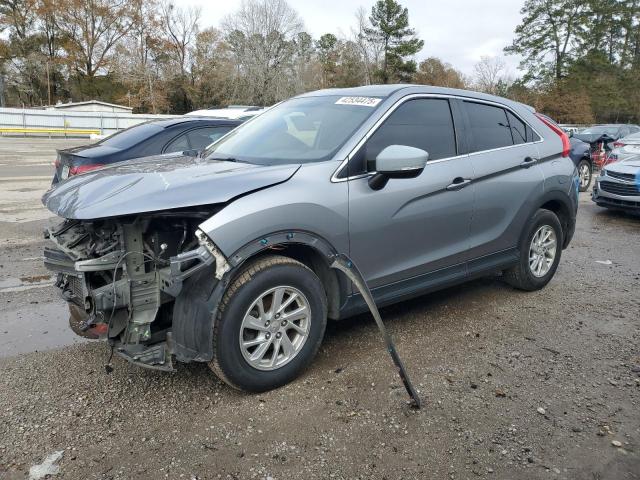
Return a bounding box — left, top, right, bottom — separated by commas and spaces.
44, 211, 227, 371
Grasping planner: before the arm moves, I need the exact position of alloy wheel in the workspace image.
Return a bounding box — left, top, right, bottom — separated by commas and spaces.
528, 225, 557, 278
239, 286, 311, 371
579, 163, 591, 190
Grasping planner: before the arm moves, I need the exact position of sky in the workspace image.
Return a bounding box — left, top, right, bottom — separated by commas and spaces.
180, 0, 526, 77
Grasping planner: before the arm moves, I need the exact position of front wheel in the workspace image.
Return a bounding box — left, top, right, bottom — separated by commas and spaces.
503, 209, 563, 291
577, 159, 592, 192
209, 255, 327, 392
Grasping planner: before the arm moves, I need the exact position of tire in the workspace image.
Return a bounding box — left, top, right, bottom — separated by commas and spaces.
503, 209, 563, 291
577, 159, 592, 192
209, 255, 327, 392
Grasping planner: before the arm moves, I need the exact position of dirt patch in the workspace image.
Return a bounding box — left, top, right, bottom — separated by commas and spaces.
0, 194, 638, 479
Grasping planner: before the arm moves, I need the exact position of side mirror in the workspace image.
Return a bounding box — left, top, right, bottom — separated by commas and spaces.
369, 145, 428, 190
182, 149, 200, 157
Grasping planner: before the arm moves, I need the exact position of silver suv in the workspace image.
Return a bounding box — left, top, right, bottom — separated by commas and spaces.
43, 85, 579, 392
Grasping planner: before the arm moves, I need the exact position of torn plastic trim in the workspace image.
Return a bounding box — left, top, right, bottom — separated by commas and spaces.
330, 253, 422, 409
195, 229, 230, 280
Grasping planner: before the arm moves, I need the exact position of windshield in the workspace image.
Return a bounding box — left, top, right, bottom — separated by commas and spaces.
579, 126, 619, 136
99, 122, 163, 149
204, 95, 382, 165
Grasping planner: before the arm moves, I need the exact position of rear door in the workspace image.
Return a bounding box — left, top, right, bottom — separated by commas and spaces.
347, 97, 475, 292
461, 100, 544, 269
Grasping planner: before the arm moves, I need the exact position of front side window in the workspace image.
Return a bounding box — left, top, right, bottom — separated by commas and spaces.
367, 98, 456, 162
204, 96, 381, 165
164, 132, 190, 153
187, 126, 233, 150
465, 101, 514, 152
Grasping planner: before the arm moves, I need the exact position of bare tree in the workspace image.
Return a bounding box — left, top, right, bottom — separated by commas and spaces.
473, 55, 510, 95
113, 0, 168, 112
223, 0, 305, 105
160, 0, 200, 76
57, 0, 135, 78
352, 6, 383, 85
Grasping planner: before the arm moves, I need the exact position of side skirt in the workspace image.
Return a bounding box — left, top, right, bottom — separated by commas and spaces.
338, 248, 518, 319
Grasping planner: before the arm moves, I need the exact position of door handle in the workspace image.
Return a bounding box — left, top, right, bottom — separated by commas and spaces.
446, 177, 472, 191
520, 156, 538, 168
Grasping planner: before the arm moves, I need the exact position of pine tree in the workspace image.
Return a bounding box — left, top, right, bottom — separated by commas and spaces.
364, 0, 424, 83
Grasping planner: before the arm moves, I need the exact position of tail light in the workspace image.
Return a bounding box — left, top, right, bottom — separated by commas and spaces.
613, 141, 625, 148
535, 113, 570, 157
69, 164, 104, 176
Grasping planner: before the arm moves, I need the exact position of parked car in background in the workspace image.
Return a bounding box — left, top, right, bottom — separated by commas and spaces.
592, 155, 640, 214
42, 85, 578, 392
573, 124, 640, 169
570, 136, 593, 191
606, 131, 640, 165
52, 117, 241, 184
539, 114, 593, 191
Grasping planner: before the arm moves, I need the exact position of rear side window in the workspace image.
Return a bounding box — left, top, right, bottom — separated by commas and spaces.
465, 101, 514, 152
99, 122, 163, 149
507, 111, 527, 145
363, 98, 457, 170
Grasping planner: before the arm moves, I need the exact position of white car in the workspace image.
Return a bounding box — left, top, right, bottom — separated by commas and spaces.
607, 132, 640, 164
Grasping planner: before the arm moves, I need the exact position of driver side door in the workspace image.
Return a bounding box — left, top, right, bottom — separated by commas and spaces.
347, 97, 475, 300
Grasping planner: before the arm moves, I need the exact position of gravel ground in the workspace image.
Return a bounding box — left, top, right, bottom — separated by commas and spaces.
0, 143, 639, 479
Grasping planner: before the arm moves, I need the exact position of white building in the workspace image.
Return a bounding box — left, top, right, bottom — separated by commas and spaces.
46, 100, 133, 114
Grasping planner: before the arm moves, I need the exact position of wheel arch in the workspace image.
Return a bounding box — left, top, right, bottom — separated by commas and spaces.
172, 230, 346, 363
536, 191, 576, 249
227, 230, 346, 321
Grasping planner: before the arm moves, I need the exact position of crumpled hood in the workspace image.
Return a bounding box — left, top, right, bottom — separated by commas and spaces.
573, 133, 615, 145
43, 155, 300, 220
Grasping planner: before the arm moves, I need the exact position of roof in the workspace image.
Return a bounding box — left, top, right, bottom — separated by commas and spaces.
298, 84, 409, 98
147, 117, 242, 128
185, 107, 267, 119
49, 100, 133, 111
296, 84, 532, 110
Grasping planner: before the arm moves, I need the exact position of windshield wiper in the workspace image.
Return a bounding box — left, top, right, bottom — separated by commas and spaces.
210, 156, 240, 163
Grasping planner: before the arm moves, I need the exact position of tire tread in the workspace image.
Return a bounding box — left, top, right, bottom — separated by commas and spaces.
209, 255, 314, 390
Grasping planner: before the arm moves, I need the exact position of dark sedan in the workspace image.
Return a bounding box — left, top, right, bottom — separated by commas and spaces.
53, 117, 241, 183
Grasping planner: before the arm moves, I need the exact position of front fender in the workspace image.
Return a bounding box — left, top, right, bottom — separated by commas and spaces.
198, 161, 349, 259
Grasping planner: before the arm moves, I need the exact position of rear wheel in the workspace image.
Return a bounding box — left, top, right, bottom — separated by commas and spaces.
209, 255, 327, 392
577, 159, 592, 192
504, 209, 563, 291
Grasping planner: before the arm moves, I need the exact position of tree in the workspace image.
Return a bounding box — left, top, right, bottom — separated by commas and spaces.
222, 0, 305, 105
413, 57, 466, 88
505, 0, 586, 81
363, 0, 423, 83
113, 0, 168, 113
57, 0, 135, 80
352, 6, 383, 85
473, 56, 511, 95
160, 1, 200, 76
316, 33, 338, 88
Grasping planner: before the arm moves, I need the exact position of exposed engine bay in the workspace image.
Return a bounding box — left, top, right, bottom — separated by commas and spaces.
43, 210, 229, 370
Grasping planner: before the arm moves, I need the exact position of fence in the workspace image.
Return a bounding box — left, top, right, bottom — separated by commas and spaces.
0, 107, 178, 137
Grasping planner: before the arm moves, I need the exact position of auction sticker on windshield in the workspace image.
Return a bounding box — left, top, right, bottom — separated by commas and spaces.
335, 97, 382, 107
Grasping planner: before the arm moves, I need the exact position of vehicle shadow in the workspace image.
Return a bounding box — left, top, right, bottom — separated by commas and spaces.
323, 275, 510, 345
